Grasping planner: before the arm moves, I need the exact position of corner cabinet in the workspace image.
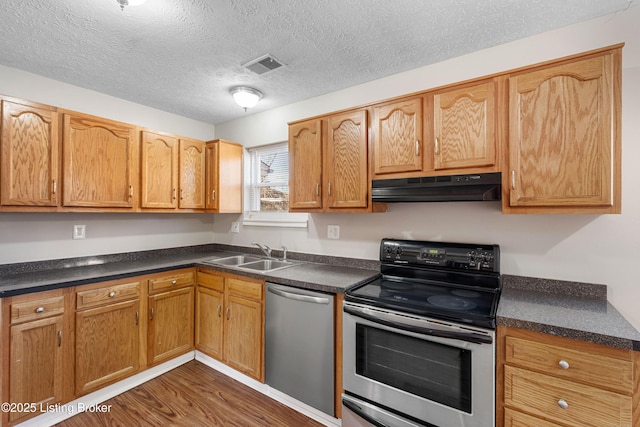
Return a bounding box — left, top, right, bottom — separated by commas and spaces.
1, 98, 59, 208
195, 269, 264, 382
504, 47, 622, 214
497, 326, 640, 427
289, 109, 380, 213
205, 139, 243, 213
62, 111, 138, 210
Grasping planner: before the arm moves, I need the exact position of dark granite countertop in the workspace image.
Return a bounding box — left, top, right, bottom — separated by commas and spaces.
497, 274, 640, 351
0, 244, 380, 297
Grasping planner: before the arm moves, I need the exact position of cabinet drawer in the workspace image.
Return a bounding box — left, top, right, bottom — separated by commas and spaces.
227, 278, 263, 300
505, 335, 633, 392
504, 408, 565, 427
76, 281, 140, 310
197, 271, 224, 292
11, 295, 65, 324
149, 271, 195, 293
504, 365, 632, 427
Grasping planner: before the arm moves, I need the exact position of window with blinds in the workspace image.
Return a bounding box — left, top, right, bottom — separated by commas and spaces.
248, 142, 290, 212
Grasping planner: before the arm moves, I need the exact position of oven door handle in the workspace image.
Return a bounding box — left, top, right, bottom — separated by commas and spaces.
344, 305, 493, 344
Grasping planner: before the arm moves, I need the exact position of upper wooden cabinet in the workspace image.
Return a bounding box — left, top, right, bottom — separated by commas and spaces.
140, 131, 178, 209
140, 132, 205, 211
62, 111, 138, 209
432, 80, 497, 171
289, 119, 323, 210
205, 139, 243, 213
372, 97, 423, 176
289, 110, 376, 213
1, 98, 59, 207
505, 47, 621, 214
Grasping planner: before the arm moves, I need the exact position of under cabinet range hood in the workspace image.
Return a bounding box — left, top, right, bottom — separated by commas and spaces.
371, 172, 502, 203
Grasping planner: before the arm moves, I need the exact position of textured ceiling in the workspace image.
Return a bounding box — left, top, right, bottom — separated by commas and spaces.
0, 0, 635, 125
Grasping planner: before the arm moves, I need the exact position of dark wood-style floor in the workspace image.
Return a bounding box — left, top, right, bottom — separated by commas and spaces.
55, 361, 324, 427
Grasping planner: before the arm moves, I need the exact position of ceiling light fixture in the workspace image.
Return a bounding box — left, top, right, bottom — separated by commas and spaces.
115, 0, 146, 11
230, 86, 263, 112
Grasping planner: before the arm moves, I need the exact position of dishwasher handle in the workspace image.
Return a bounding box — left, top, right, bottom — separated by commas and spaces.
268, 285, 330, 304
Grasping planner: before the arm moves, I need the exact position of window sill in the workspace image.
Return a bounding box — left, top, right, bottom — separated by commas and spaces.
242, 212, 309, 228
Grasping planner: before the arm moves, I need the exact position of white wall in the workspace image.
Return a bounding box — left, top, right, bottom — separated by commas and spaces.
214, 6, 640, 330
0, 67, 217, 263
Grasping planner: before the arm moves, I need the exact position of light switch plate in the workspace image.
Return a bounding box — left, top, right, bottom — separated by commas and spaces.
231, 221, 240, 233
73, 224, 86, 240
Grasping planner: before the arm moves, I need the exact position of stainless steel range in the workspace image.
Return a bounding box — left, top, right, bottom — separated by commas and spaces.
342, 238, 501, 427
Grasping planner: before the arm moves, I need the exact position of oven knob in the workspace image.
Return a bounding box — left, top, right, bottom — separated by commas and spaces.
396, 248, 403, 256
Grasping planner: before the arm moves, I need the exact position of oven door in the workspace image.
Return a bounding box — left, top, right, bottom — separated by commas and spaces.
343, 301, 495, 427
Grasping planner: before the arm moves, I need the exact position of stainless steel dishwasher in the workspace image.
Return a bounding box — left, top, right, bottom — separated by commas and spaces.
265, 282, 335, 416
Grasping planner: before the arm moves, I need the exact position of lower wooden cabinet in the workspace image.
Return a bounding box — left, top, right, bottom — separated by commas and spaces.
196, 270, 265, 382
74, 280, 141, 396
6, 291, 66, 425
498, 326, 640, 427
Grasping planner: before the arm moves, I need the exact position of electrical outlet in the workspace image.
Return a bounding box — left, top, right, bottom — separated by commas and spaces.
73, 224, 86, 240
327, 225, 340, 239
231, 221, 240, 233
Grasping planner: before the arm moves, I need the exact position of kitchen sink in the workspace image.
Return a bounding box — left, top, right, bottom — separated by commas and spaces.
207, 255, 262, 266
237, 259, 295, 272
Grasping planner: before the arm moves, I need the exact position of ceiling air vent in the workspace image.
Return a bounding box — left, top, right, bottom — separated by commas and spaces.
243, 54, 285, 75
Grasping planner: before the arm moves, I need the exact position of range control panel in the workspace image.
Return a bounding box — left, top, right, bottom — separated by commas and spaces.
380, 238, 500, 273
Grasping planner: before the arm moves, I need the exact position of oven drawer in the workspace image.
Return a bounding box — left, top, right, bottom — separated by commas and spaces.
505, 335, 633, 393
504, 365, 632, 427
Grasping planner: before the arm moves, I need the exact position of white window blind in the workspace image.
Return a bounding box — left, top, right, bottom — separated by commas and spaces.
245, 142, 308, 227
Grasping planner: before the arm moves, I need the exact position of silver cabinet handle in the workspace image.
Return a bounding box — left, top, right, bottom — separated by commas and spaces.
315, 183, 320, 197
511, 170, 516, 190
558, 360, 570, 369
217, 304, 222, 317
52, 179, 57, 195
435, 137, 439, 155
135, 311, 139, 325
58, 330, 62, 347
268, 286, 330, 304
415, 140, 420, 156
180, 189, 184, 200
172, 280, 177, 285
211, 189, 216, 201
173, 188, 177, 200
558, 399, 569, 410
327, 181, 332, 196
150, 307, 154, 320
129, 185, 134, 198
226, 307, 230, 320
109, 291, 116, 298
35, 307, 45, 313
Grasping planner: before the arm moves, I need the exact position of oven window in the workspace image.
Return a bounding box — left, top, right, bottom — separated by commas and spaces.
355, 324, 472, 413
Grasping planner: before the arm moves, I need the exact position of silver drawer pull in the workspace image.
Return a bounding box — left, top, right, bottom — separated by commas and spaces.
109, 291, 116, 298
172, 280, 177, 285
558, 359, 570, 369
557, 399, 569, 410
35, 307, 45, 313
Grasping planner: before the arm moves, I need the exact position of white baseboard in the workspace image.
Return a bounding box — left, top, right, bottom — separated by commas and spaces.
16, 351, 341, 427
195, 351, 341, 427
16, 353, 193, 427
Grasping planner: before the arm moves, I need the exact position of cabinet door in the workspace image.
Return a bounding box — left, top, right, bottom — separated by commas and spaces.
433, 80, 496, 170
62, 113, 137, 208
1, 99, 59, 206
223, 294, 263, 381
9, 316, 63, 423
179, 138, 205, 209
289, 119, 322, 210
75, 299, 140, 395
373, 97, 423, 175
140, 131, 178, 209
195, 285, 224, 359
148, 286, 194, 365
325, 110, 369, 209
205, 141, 219, 211
508, 51, 618, 209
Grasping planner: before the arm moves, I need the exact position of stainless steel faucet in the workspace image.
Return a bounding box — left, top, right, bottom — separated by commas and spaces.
252, 242, 272, 258
281, 246, 288, 261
